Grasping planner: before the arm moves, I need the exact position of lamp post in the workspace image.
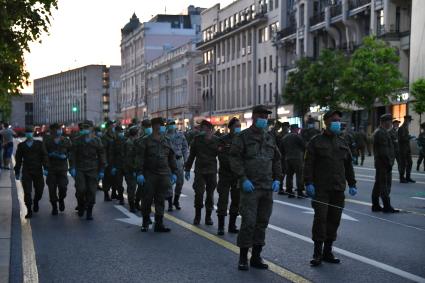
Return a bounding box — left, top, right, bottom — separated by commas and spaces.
272, 32, 282, 121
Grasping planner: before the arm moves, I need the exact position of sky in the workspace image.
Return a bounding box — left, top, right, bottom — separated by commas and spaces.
23, 0, 234, 93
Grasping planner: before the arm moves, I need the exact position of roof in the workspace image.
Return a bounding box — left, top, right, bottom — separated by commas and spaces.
121, 13, 141, 35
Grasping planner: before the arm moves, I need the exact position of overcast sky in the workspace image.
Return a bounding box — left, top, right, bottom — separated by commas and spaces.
23, 0, 234, 93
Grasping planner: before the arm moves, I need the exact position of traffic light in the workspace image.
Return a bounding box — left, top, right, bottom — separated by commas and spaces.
72, 106, 78, 112
101, 123, 106, 129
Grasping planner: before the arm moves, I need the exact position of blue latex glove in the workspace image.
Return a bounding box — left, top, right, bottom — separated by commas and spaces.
306, 184, 316, 198
242, 179, 255, 193
137, 175, 145, 185
69, 168, 76, 178
43, 169, 48, 176
111, 167, 117, 176
349, 187, 357, 196
15, 172, 20, 180
184, 171, 190, 181
272, 180, 280, 192
58, 153, 67, 160
171, 174, 177, 185
98, 170, 105, 180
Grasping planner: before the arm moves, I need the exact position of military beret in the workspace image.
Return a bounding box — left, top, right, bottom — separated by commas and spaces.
323, 110, 342, 120
252, 105, 272, 114
151, 117, 165, 126
142, 119, 152, 128
392, 119, 401, 124
200, 119, 213, 129
380, 114, 392, 122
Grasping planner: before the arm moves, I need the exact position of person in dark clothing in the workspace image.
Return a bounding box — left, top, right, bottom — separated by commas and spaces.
110, 126, 127, 205
389, 120, 401, 176
354, 128, 368, 166
398, 115, 415, 183
14, 126, 49, 218
417, 123, 425, 171
101, 121, 116, 201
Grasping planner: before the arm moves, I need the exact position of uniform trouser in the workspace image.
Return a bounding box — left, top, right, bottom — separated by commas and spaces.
75, 169, 98, 206
46, 170, 68, 202
285, 159, 304, 194
237, 190, 273, 248
417, 151, 425, 170
394, 152, 402, 176
22, 170, 45, 206
279, 160, 286, 191
399, 147, 413, 178
356, 146, 366, 165
124, 172, 137, 204
311, 190, 345, 242
141, 172, 170, 218
193, 173, 217, 210
173, 158, 185, 198
372, 159, 392, 207
112, 168, 124, 199
103, 165, 113, 193
216, 174, 239, 216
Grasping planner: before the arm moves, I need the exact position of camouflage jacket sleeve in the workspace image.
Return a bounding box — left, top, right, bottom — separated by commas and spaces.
96, 138, 106, 172
181, 134, 189, 162
135, 138, 146, 175
184, 138, 197, 171
303, 138, 316, 185
229, 133, 247, 181
69, 139, 77, 169
344, 145, 356, 187
14, 143, 23, 174
41, 141, 49, 170
168, 140, 178, 175
272, 143, 283, 181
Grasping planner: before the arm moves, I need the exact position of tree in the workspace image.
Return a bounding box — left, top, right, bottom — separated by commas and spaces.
305, 49, 348, 109
342, 36, 405, 125
0, 0, 58, 104
411, 78, 425, 125
282, 57, 315, 126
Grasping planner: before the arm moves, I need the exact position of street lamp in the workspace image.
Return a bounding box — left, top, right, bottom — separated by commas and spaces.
272, 32, 282, 121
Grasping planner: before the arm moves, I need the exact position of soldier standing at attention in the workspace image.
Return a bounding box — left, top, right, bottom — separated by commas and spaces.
278, 122, 289, 195
398, 115, 415, 183
14, 126, 49, 218
69, 120, 106, 220
229, 105, 282, 271
166, 119, 188, 211
417, 122, 425, 171
353, 127, 368, 166
184, 120, 219, 226
389, 120, 401, 177
280, 124, 306, 198
216, 117, 241, 236
304, 110, 357, 267
124, 126, 139, 213
136, 117, 177, 232
110, 125, 126, 205
372, 114, 399, 213
44, 123, 72, 215
101, 121, 116, 201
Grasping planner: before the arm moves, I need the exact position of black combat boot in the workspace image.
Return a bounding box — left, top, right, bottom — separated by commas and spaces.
119, 196, 125, 205
51, 201, 58, 215
33, 201, 39, 213
400, 176, 408, 183
129, 202, 136, 213
382, 200, 400, 213
141, 216, 150, 232
322, 241, 340, 263
167, 197, 173, 212
193, 208, 201, 225
371, 198, 383, 212
104, 191, 111, 202
86, 205, 93, 220
278, 188, 286, 195
238, 248, 249, 271
297, 190, 307, 199
77, 200, 85, 217
310, 241, 323, 266
217, 215, 225, 236
154, 216, 171, 232
111, 190, 117, 199
250, 245, 268, 269
287, 190, 295, 198
25, 205, 33, 219
173, 194, 181, 210
406, 174, 416, 183
134, 199, 141, 211
205, 210, 213, 225
228, 214, 239, 234
58, 199, 65, 212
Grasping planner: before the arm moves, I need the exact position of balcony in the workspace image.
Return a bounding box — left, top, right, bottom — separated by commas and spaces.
330, 3, 342, 18
195, 62, 213, 74
310, 12, 325, 26
278, 26, 296, 38
348, 0, 371, 10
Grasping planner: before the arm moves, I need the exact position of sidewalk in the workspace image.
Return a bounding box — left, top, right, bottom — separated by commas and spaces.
0, 170, 12, 283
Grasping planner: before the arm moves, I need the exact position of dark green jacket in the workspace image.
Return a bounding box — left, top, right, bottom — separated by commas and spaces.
101, 132, 115, 167
229, 126, 282, 190
43, 135, 72, 172
111, 136, 126, 169
280, 133, 305, 161
14, 140, 49, 174
304, 131, 356, 191
185, 134, 219, 174
218, 133, 237, 176
69, 136, 106, 172
374, 127, 395, 166
124, 136, 138, 173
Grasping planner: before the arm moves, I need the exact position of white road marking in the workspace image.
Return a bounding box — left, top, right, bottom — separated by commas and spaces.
355, 166, 425, 177
411, 197, 425, 201
267, 224, 425, 283
356, 174, 425, 185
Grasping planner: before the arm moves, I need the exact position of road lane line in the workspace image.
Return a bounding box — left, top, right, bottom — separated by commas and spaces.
12, 157, 39, 283
355, 174, 425, 185
344, 199, 425, 217
267, 224, 425, 283
411, 197, 425, 201
354, 166, 425, 177
163, 212, 311, 283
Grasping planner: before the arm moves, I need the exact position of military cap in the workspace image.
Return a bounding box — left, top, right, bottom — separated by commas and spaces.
151, 117, 165, 126
252, 105, 272, 114
128, 125, 139, 135
380, 114, 392, 122
81, 120, 94, 127
200, 119, 213, 129
323, 110, 342, 120
141, 119, 152, 128
25, 126, 34, 132
115, 125, 123, 132
290, 124, 299, 130
392, 119, 401, 124
404, 115, 413, 121
49, 123, 60, 130
228, 117, 240, 128
166, 118, 176, 126
282, 122, 290, 127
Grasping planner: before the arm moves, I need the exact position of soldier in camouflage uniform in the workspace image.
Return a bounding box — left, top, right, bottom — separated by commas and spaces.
166, 119, 188, 211
44, 123, 72, 215
185, 120, 219, 226
398, 115, 415, 183
110, 125, 127, 205
229, 105, 282, 271
216, 117, 241, 236
69, 120, 106, 220
101, 121, 116, 201
389, 120, 401, 177
124, 126, 139, 213
136, 117, 177, 232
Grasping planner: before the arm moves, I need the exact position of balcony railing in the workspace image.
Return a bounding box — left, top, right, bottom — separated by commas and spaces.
377, 24, 400, 37
279, 26, 296, 38
348, 0, 371, 10
330, 3, 342, 17
310, 12, 325, 26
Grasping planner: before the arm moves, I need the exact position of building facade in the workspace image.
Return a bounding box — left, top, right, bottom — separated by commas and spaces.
146, 42, 202, 127
11, 93, 34, 128
120, 6, 203, 123
34, 65, 121, 126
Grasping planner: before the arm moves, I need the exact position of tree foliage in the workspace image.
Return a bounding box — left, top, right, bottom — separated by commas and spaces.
341, 36, 405, 110
0, 0, 58, 98
411, 78, 425, 115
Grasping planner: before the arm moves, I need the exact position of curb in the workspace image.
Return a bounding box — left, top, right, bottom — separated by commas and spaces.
0, 170, 12, 283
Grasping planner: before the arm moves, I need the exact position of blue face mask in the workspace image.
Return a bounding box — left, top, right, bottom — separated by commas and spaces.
111, 128, 116, 133
255, 118, 268, 129
329, 121, 342, 135
159, 126, 166, 134
25, 132, 33, 139
118, 132, 125, 139
56, 129, 63, 136
84, 137, 92, 143
96, 131, 103, 137
234, 127, 241, 133
144, 127, 152, 136
307, 124, 314, 129
167, 125, 176, 131
80, 129, 90, 135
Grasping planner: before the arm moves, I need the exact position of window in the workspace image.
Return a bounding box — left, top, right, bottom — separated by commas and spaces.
269, 82, 273, 102
269, 55, 273, 71
258, 85, 261, 104
258, 58, 262, 74
275, 0, 279, 9
264, 56, 267, 72
270, 0, 274, 11
263, 84, 267, 103
232, 37, 235, 60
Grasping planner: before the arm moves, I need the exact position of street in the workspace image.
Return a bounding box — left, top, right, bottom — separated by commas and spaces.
6, 156, 425, 283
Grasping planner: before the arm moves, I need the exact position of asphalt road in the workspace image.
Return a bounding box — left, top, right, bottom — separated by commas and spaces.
9, 158, 425, 283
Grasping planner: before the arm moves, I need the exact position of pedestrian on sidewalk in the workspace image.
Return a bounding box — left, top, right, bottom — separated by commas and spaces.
0, 122, 17, 170
14, 126, 49, 218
